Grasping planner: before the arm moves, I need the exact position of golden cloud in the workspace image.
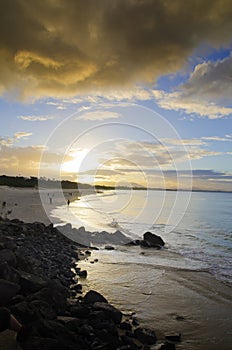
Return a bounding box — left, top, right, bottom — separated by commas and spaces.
1, 0, 232, 99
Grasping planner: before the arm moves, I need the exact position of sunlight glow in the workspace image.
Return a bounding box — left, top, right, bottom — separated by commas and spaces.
61, 148, 90, 174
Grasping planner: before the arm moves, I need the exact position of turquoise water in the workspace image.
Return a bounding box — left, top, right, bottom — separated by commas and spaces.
52, 190, 232, 285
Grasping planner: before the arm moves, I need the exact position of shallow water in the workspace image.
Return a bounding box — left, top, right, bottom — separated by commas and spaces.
52, 190, 232, 285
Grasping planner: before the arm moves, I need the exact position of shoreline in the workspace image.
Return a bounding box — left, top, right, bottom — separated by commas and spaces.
79, 249, 232, 350
0, 186, 232, 349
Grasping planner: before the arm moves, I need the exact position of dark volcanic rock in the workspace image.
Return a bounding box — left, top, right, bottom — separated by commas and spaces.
70, 305, 90, 318
143, 232, 165, 248
0, 218, 172, 350
165, 333, 181, 342
83, 290, 108, 304
140, 240, 152, 248
160, 343, 176, 349
93, 302, 123, 324
10, 301, 41, 323
19, 271, 47, 295
0, 248, 17, 266
0, 278, 20, 305
134, 327, 157, 345
28, 283, 69, 314
22, 337, 62, 350
0, 261, 20, 283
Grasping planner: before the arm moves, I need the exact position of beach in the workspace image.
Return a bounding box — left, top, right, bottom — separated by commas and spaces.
0, 186, 80, 225
0, 186, 232, 349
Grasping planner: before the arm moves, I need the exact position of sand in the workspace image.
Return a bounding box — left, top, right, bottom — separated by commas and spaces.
0, 186, 232, 349
0, 186, 79, 225
79, 251, 232, 350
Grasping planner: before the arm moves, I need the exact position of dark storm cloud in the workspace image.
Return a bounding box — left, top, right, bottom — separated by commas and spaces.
1, 0, 232, 99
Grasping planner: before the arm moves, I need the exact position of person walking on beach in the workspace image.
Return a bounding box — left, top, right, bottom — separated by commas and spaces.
67, 199, 70, 206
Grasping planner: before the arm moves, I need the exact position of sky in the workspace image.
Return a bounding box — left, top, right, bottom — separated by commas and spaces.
0, 0, 232, 191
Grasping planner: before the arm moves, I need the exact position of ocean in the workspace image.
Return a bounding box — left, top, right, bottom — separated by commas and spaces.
51, 189, 232, 286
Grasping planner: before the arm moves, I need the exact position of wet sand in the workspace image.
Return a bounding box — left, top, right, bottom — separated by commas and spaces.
79, 250, 232, 350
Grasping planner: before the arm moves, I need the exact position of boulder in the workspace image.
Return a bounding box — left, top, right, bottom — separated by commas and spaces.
28, 283, 69, 314
105, 245, 115, 250
134, 327, 157, 345
30, 300, 57, 320
143, 232, 165, 248
70, 305, 90, 318
22, 337, 62, 350
10, 301, 40, 323
19, 271, 47, 295
121, 334, 140, 349
78, 270, 87, 278
93, 302, 123, 324
0, 262, 20, 283
0, 248, 17, 266
83, 290, 108, 304
140, 240, 151, 248
0, 278, 20, 305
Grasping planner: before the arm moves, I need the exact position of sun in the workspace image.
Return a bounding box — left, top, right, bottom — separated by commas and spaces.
61, 148, 90, 174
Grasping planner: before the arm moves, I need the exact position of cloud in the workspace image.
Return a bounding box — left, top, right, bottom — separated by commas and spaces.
96, 139, 219, 173
181, 54, 232, 102
14, 132, 33, 139
0, 145, 72, 177
0, 132, 33, 148
202, 135, 232, 142
1, 0, 232, 99
78, 110, 121, 120
153, 89, 232, 119
151, 53, 232, 119
17, 115, 52, 121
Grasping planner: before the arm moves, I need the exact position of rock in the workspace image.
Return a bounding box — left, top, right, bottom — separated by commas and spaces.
140, 240, 151, 248
175, 315, 185, 321
22, 337, 62, 350
19, 271, 47, 295
132, 316, 140, 326
15, 249, 35, 273
134, 327, 157, 345
121, 334, 140, 349
28, 319, 78, 346
143, 232, 165, 248
0, 262, 20, 283
71, 250, 79, 260
119, 321, 132, 331
70, 305, 90, 318
30, 300, 57, 320
93, 302, 123, 324
10, 301, 40, 323
78, 270, 87, 278
160, 343, 176, 349
0, 248, 17, 266
0, 278, 20, 305
70, 283, 82, 292
83, 290, 108, 304
165, 334, 181, 342
28, 283, 69, 314
104, 245, 115, 250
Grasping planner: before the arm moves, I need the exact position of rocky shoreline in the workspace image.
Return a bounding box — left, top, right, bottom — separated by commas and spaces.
0, 217, 180, 349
